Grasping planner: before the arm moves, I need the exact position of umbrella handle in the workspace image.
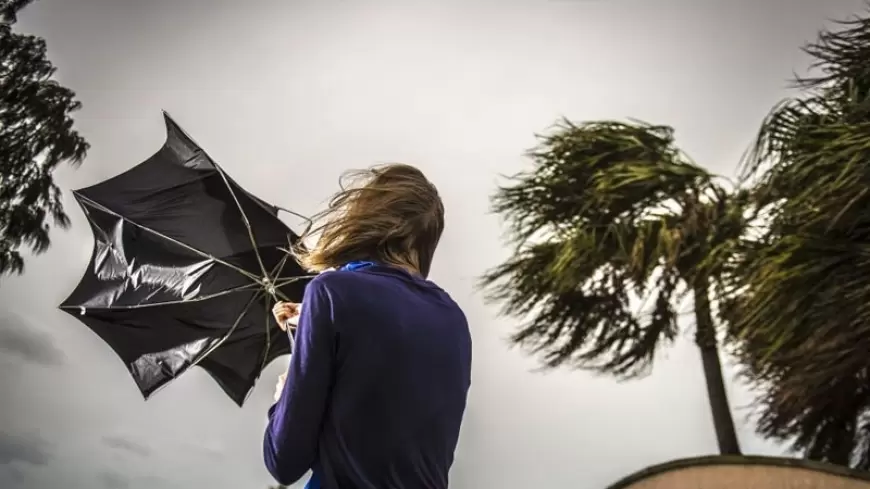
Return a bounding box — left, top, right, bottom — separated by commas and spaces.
280, 304, 301, 367
283, 319, 297, 352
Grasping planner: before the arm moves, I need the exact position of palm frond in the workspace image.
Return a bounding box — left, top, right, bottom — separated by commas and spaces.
481, 229, 681, 377
481, 119, 736, 377
728, 6, 870, 468
493, 120, 712, 246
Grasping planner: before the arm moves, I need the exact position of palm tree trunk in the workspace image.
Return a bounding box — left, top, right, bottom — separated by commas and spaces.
693, 279, 741, 455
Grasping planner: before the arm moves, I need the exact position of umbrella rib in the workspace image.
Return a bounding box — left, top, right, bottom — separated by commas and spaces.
273, 245, 317, 286
209, 170, 319, 306
273, 209, 314, 287
258, 253, 304, 368
136, 290, 262, 404
133, 289, 262, 403
263, 255, 312, 302
268, 252, 292, 294
272, 276, 316, 288
275, 205, 314, 238
265, 253, 291, 303
212, 165, 271, 284
62, 283, 262, 311
75, 194, 262, 284
187, 288, 263, 371
270, 248, 311, 290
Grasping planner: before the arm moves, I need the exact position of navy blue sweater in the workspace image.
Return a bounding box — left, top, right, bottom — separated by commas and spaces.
263, 264, 472, 488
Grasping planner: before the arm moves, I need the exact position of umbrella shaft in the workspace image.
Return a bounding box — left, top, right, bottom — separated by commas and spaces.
284, 319, 297, 352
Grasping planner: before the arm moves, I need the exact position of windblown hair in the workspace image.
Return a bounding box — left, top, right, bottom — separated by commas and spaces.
293, 163, 444, 278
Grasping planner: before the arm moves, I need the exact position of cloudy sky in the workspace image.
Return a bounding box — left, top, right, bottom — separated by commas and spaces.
1, 0, 866, 488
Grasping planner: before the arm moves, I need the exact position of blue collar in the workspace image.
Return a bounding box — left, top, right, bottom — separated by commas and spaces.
339, 261, 377, 272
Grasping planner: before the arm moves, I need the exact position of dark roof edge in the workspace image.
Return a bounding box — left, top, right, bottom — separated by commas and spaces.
603, 454, 870, 489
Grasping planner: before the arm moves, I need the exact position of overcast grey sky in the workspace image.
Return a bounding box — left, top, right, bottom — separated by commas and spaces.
1, 1, 866, 488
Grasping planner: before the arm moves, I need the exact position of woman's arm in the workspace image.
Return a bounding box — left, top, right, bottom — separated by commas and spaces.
263, 278, 335, 485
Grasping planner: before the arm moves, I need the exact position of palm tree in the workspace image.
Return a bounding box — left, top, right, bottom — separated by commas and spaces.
482, 119, 745, 455
727, 11, 870, 469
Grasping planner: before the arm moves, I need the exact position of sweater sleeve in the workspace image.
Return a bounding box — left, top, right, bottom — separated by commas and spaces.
263, 277, 335, 485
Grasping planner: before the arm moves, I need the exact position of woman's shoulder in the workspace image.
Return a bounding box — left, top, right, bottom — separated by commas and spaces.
306, 268, 372, 293
307, 265, 452, 307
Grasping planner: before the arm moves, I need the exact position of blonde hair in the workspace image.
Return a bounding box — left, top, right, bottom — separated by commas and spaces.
293, 163, 444, 278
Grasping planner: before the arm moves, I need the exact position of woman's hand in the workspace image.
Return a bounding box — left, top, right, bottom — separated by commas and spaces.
272, 302, 301, 331
274, 372, 287, 403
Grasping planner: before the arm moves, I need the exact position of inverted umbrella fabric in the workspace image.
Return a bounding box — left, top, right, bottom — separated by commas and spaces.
60, 112, 311, 406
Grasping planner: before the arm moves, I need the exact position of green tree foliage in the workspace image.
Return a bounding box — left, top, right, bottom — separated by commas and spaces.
0, 0, 88, 274
481, 119, 746, 454
727, 11, 870, 469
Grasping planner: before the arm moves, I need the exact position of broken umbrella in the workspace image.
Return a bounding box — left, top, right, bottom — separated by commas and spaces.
60, 113, 312, 406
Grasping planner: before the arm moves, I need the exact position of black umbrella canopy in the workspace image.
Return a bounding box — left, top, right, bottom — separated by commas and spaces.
60, 112, 311, 406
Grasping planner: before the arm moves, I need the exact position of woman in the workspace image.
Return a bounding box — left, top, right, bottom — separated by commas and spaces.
263, 164, 472, 489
